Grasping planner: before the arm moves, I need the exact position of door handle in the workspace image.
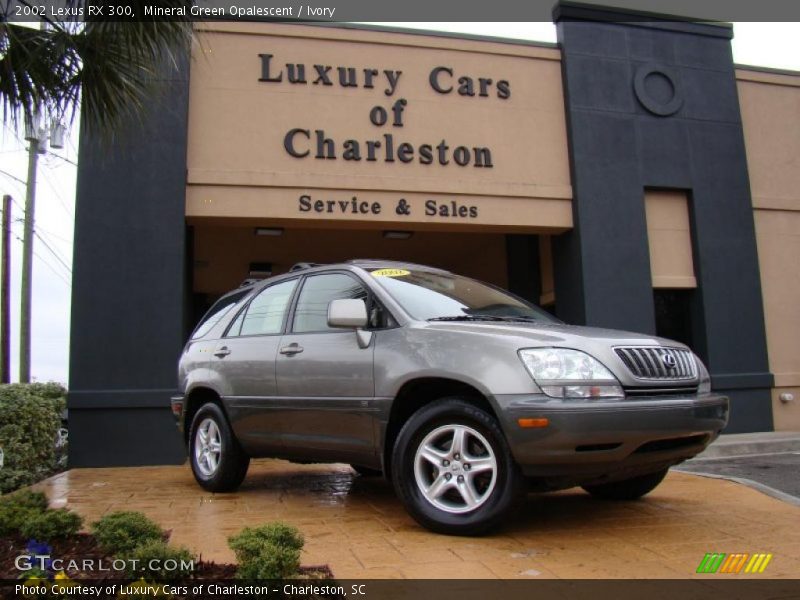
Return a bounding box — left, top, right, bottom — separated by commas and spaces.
214, 347, 231, 358
279, 343, 304, 356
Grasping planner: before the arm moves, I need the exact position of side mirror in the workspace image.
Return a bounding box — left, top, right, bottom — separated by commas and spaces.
328, 298, 369, 329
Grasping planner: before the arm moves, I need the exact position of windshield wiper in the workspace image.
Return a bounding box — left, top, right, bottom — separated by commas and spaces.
427, 315, 507, 322
427, 315, 539, 322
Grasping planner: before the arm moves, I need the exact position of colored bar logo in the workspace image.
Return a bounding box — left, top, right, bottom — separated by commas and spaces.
696, 553, 773, 574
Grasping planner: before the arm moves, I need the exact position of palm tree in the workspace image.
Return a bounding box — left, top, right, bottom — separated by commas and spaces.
0, 0, 194, 137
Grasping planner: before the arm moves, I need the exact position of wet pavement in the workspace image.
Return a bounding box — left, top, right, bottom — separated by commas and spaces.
32, 459, 800, 579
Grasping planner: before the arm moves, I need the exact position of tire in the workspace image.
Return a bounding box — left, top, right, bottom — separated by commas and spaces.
351, 465, 382, 477
391, 398, 524, 536
189, 402, 250, 492
582, 468, 669, 500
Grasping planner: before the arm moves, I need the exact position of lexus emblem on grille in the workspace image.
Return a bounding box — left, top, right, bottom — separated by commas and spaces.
662, 352, 677, 369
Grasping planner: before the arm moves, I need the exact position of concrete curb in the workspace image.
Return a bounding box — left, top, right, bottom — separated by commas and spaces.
676, 469, 800, 507
695, 432, 800, 459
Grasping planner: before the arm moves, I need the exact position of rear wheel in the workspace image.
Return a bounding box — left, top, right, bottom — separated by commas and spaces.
391, 398, 524, 536
189, 403, 249, 492
582, 468, 669, 500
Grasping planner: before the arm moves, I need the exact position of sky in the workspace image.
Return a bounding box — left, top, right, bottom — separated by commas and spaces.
0, 22, 798, 385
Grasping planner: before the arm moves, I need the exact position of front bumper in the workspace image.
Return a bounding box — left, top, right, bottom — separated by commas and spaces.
494, 392, 729, 485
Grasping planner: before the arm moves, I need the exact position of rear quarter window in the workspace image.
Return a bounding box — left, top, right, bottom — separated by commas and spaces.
191, 290, 249, 340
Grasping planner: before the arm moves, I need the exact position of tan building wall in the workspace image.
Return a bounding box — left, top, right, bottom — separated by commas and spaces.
185, 23, 572, 232
738, 67, 800, 430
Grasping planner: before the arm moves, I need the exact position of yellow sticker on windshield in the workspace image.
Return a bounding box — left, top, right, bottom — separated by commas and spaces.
372, 268, 410, 278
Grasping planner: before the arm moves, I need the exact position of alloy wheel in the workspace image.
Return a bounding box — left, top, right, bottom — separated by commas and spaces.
194, 417, 222, 477
413, 424, 498, 514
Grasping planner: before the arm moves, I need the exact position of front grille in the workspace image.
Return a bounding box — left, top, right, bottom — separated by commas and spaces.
615, 346, 697, 380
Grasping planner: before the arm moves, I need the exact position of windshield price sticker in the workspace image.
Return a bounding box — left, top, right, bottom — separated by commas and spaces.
372, 269, 410, 278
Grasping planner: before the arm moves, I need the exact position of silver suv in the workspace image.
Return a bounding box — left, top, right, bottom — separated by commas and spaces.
173, 260, 729, 535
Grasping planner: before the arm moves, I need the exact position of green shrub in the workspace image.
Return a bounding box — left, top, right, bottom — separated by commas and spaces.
0, 383, 66, 493
0, 490, 49, 536
1, 490, 48, 511
228, 523, 304, 579
91, 511, 165, 556
124, 540, 195, 582
234, 545, 301, 580
20, 508, 83, 541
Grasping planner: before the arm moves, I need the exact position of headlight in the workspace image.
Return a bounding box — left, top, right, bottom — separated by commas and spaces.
696, 355, 711, 394
518, 348, 624, 399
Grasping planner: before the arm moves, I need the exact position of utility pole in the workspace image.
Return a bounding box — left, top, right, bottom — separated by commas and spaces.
1, 194, 10, 383
19, 138, 39, 383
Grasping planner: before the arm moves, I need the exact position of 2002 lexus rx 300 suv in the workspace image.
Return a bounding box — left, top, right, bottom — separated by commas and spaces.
173, 260, 729, 535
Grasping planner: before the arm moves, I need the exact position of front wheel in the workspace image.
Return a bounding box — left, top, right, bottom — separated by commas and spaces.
391, 398, 524, 536
582, 468, 669, 500
189, 402, 250, 492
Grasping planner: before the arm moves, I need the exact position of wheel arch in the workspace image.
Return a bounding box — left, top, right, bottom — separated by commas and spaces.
382, 377, 500, 479
182, 386, 228, 446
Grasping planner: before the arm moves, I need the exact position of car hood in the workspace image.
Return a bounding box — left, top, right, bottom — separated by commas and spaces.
421, 320, 686, 350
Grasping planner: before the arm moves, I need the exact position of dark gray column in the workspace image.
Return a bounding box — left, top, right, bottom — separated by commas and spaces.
68, 54, 191, 466
553, 2, 773, 431
506, 234, 541, 305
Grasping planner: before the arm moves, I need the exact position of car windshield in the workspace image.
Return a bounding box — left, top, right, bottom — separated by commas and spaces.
368, 268, 557, 323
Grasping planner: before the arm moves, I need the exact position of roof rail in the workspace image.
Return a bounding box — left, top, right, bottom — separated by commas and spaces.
238, 278, 262, 288
289, 262, 324, 272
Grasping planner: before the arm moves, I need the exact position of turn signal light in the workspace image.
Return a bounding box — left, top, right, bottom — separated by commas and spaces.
517, 417, 549, 428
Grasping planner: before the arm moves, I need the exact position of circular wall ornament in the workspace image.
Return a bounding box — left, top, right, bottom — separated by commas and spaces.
633, 63, 683, 116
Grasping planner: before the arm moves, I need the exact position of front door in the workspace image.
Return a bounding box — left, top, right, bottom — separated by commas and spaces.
276, 272, 376, 462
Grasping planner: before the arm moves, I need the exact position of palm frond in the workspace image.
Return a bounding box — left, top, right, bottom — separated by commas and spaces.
0, 0, 194, 139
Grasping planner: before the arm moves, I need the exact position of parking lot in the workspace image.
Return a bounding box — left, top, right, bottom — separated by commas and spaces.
35, 459, 800, 579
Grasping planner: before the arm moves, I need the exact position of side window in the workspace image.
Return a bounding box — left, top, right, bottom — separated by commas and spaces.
292, 274, 368, 333
234, 279, 298, 337
191, 290, 248, 340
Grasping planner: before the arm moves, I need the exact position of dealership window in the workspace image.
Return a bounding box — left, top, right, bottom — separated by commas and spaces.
654, 289, 694, 348
232, 279, 298, 337
292, 274, 368, 333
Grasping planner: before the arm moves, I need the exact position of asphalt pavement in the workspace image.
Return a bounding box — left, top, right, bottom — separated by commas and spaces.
677, 451, 800, 504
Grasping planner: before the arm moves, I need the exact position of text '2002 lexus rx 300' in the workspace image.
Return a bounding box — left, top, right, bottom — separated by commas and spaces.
172, 260, 728, 535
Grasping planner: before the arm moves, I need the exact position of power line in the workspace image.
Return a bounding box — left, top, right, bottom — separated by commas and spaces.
12, 234, 71, 287
33, 224, 72, 245
0, 168, 26, 186
46, 152, 78, 167
33, 249, 71, 287
11, 219, 72, 279
38, 168, 75, 223
33, 231, 72, 274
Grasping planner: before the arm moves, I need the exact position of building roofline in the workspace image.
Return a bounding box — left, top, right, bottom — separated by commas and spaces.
553, 1, 733, 39
735, 63, 800, 78
205, 18, 559, 50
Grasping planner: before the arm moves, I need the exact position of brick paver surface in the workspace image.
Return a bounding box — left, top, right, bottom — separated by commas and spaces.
33, 460, 800, 579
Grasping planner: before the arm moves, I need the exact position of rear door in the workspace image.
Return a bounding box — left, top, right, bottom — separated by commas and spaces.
275, 272, 376, 462
212, 278, 299, 452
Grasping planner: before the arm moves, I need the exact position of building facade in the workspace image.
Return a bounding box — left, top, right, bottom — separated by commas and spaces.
69, 4, 800, 466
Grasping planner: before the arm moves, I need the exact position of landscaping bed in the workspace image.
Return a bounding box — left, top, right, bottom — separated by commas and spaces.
0, 490, 332, 589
